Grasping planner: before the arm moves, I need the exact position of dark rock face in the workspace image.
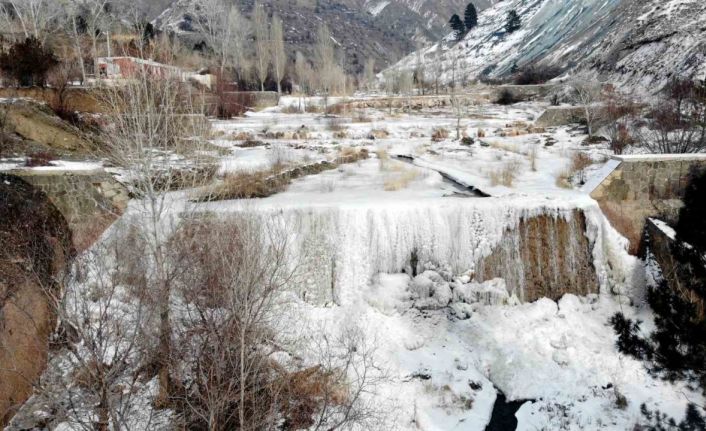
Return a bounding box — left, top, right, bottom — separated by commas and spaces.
0, 174, 72, 427
477, 210, 599, 303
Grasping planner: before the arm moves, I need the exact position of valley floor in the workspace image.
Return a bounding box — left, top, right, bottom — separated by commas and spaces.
4, 94, 703, 430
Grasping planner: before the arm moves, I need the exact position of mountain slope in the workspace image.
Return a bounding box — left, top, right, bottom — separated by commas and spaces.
388, 0, 706, 91
154, 0, 498, 74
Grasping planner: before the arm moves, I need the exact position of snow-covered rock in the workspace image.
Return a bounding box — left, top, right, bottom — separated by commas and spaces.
388, 0, 706, 93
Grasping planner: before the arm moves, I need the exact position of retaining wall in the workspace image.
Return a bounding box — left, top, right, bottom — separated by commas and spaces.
8, 168, 129, 252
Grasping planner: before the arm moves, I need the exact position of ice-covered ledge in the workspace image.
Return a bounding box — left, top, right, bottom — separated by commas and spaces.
611, 154, 706, 162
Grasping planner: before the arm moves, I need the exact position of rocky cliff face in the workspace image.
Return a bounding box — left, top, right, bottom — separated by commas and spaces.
154, 0, 494, 74
477, 211, 599, 302
0, 175, 71, 426
388, 0, 706, 92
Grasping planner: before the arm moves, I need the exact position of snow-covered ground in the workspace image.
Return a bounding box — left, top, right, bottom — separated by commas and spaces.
186, 99, 705, 428
18, 96, 704, 430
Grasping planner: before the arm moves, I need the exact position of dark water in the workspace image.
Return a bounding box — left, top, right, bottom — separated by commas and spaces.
485, 391, 531, 431
392, 155, 489, 197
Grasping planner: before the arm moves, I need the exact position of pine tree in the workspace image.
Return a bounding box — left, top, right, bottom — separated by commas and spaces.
449, 14, 465, 41
464, 3, 478, 31
505, 10, 521, 34
676, 167, 706, 251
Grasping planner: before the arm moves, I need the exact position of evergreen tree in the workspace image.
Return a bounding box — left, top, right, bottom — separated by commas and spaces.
505, 10, 521, 34
464, 3, 478, 31
0, 37, 57, 87
449, 14, 465, 41
676, 167, 706, 251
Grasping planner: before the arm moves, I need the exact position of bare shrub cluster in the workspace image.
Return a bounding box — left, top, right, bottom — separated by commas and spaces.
638, 80, 706, 154
488, 159, 521, 187
513, 65, 562, 85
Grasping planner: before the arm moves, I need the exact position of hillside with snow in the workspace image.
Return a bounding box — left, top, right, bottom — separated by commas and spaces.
389, 0, 706, 91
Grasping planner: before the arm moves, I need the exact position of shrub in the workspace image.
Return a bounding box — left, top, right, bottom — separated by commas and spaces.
24, 151, 56, 167
489, 159, 521, 187
326, 117, 347, 132
570, 151, 593, 185
495, 89, 519, 105
384, 166, 421, 191
0, 37, 58, 87
513, 65, 562, 85
639, 79, 706, 154
368, 128, 389, 139
676, 167, 706, 251
461, 137, 474, 146
431, 127, 450, 142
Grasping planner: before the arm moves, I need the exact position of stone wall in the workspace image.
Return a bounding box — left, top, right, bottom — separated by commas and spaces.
8, 168, 129, 252
589, 154, 706, 252
591, 155, 706, 203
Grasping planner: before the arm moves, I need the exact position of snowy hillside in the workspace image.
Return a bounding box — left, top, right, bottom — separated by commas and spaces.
389, 0, 706, 91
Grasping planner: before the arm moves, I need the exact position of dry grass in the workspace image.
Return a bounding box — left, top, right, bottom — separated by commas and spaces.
305, 104, 323, 113
200, 148, 369, 202
555, 170, 573, 189
351, 112, 373, 123
327, 118, 348, 132
210, 170, 287, 200
556, 151, 595, 188
368, 128, 390, 139
488, 140, 521, 154
431, 127, 450, 142
488, 159, 522, 187
384, 166, 421, 191
571, 151, 594, 172
281, 105, 304, 114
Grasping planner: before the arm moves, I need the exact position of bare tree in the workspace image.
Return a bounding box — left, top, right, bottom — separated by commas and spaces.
63, 3, 87, 83
414, 43, 426, 95
294, 51, 313, 111
638, 79, 706, 154
305, 322, 390, 430
39, 226, 159, 431
70, 0, 111, 76
170, 214, 299, 431
430, 42, 443, 95
253, 1, 270, 92
315, 23, 336, 112
602, 85, 638, 154
0, 0, 63, 44
96, 72, 213, 404
270, 14, 286, 94
568, 80, 604, 138
362, 57, 375, 92
190, 0, 247, 78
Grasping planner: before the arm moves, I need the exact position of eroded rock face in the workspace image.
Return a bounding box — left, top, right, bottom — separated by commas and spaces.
476, 211, 599, 303
0, 174, 72, 426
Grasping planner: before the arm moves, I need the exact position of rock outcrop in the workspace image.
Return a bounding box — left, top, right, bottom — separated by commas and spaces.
0, 174, 72, 426
0, 170, 128, 426
477, 211, 599, 302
